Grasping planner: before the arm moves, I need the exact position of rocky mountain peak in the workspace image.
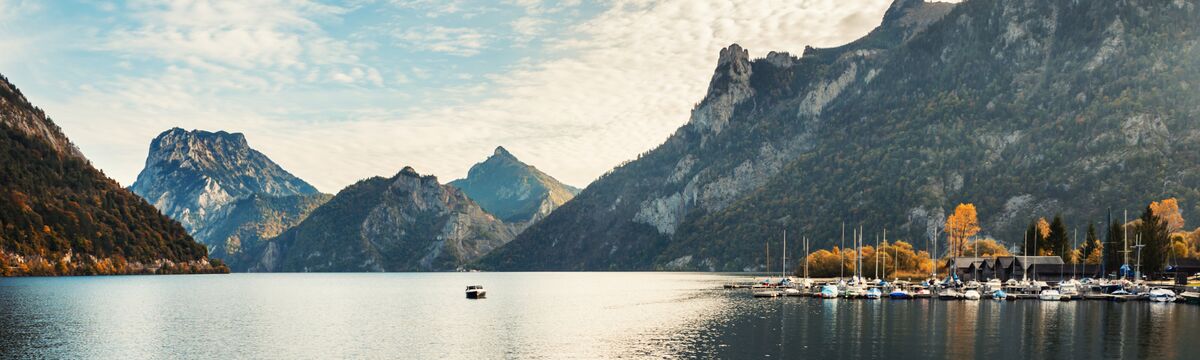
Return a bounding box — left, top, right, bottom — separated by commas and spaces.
493, 146, 514, 158
689, 43, 755, 135
717, 43, 750, 66
449, 146, 580, 225
397, 166, 422, 178
131, 128, 320, 238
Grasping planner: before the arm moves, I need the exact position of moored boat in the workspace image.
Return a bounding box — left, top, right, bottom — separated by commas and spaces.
819, 284, 839, 299
963, 290, 981, 300
1149, 288, 1177, 302
992, 290, 1008, 300
1039, 289, 1062, 301
865, 288, 882, 299
889, 288, 912, 299
937, 289, 962, 300
1179, 291, 1200, 304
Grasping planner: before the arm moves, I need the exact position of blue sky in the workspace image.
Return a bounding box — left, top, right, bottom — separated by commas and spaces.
0, 0, 907, 192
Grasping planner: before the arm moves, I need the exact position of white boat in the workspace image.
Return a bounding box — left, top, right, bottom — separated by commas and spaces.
1149, 288, 1177, 302
937, 289, 963, 300
783, 288, 802, 296
819, 284, 839, 299
984, 279, 1003, 293
845, 286, 866, 298
1058, 281, 1081, 300
963, 290, 981, 300
466, 285, 486, 299
865, 288, 882, 299
1039, 289, 1062, 301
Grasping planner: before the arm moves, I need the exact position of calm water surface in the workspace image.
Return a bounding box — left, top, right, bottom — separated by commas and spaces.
1, 273, 1197, 359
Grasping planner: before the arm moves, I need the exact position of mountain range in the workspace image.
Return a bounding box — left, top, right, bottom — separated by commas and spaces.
243, 166, 515, 272
478, 0, 1200, 271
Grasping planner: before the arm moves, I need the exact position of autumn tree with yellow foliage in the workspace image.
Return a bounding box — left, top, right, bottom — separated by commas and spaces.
945, 203, 981, 257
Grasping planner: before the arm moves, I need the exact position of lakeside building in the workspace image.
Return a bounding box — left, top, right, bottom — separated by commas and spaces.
948, 256, 1078, 281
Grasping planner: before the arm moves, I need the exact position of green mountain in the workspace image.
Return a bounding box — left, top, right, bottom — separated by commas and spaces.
245, 166, 515, 272
449, 146, 579, 228
0, 74, 224, 275
479, 0, 1200, 271
130, 128, 329, 268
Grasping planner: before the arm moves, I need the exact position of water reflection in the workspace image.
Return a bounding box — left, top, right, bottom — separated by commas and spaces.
2, 274, 1199, 359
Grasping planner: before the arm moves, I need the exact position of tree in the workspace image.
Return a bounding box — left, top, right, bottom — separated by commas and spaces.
945, 203, 980, 257
960, 239, 1010, 257
1137, 206, 1169, 276
1046, 215, 1068, 261
1150, 198, 1184, 233
1103, 220, 1123, 273
1082, 223, 1102, 264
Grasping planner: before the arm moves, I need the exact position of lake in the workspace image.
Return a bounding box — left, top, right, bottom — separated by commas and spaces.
1, 273, 1198, 359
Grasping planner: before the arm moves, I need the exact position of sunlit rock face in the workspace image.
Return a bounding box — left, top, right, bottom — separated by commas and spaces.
480, 0, 1200, 271
131, 128, 328, 267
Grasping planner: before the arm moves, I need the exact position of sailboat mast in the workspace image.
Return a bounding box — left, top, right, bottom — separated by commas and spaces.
841, 222, 845, 280
804, 236, 810, 279
782, 229, 787, 277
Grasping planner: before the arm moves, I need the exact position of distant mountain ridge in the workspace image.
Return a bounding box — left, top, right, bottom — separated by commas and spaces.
130, 128, 329, 267
449, 146, 579, 228
0, 74, 223, 275
245, 166, 515, 272
479, 0, 1200, 271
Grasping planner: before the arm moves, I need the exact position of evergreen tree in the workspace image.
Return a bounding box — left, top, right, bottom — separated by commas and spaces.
1137, 206, 1169, 277
1083, 223, 1099, 262
1047, 215, 1069, 260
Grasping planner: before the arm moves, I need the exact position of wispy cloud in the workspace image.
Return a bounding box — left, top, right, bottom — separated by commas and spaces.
394, 25, 487, 56
12, 0, 910, 192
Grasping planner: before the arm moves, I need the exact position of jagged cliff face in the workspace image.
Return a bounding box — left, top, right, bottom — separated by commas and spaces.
480, 0, 1200, 271
130, 128, 327, 266
246, 167, 515, 272
0, 74, 220, 274
449, 146, 579, 229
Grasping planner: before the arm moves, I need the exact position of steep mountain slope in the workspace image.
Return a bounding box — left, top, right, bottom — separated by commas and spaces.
130, 128, 329, 266
0, 74, 223, 275
481, 0, 1200, 271
246, 166, 515, 272
449, 146, 579, 228
203, 193, 332, 264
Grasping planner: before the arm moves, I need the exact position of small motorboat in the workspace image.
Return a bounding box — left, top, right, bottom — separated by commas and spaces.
937, 289, 963, 300
1149, 288, 1177, 302
963, 290, 982, 300
913, 288, 933, 299
1179, 291, 1200, 304
865, 288, 882, 299
1039, 289, 1062, 301
889, 288, 912, 299
845, 286, 866, 299
783, 287, 803, 296
466, 285, 486, 299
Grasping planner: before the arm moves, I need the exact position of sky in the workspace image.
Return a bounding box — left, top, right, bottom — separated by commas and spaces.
0, 0, 912, 192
